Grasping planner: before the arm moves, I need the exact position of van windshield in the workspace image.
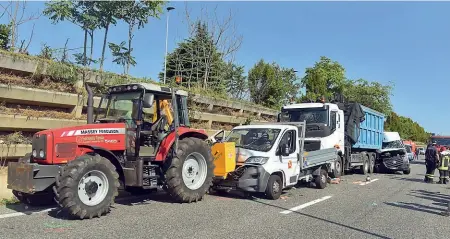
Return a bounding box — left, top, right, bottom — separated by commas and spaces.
225, 128, 281, 152
382, 140, 403, 149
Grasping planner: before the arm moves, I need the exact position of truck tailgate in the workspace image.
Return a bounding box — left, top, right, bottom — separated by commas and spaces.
302, 148, 337, 169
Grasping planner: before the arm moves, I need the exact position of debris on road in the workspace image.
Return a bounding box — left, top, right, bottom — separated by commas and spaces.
330, 178, 341, 184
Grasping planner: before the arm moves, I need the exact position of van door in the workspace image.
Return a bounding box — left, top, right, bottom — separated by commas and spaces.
278, 129, 299, 187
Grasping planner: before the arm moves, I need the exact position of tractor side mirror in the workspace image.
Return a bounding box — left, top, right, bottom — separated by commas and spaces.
143, 93, 154, 108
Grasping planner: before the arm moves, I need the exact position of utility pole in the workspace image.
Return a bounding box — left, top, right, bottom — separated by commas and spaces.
163, 6, 175, 85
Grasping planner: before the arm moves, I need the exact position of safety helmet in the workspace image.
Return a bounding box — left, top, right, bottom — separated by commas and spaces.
432, 141, 437, 145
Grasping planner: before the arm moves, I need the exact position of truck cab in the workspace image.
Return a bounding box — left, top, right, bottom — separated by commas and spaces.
279, 103, 344, 153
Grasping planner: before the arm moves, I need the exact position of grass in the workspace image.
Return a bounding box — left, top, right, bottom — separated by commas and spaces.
0, 101, 86, 120
0, 197, 19, 206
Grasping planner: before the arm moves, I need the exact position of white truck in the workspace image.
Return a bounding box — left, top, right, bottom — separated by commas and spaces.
211, 122, 340, 199
278, 99, 387, 175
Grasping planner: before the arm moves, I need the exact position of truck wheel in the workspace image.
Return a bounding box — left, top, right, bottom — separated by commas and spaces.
368, 154, 375, 174
403, 168, 411, 175
359, 157, 369, 175
314, 169, 328, 189
330, 156, 342, 178
265, 174, 283, 200
54, 154, 119, 219
163, 137, 214, 203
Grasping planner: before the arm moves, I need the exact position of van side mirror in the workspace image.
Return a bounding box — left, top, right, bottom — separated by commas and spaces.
277, 113, 281, 122
211, 130, 225, 143
280, 143, 290, 156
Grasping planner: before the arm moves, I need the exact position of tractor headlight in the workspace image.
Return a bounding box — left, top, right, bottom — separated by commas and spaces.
245, 156, 269, 165
39, 150, 45, 158
32, 149, 37, 157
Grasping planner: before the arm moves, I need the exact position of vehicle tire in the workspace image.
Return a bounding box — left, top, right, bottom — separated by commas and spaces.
54, 154, 119, 220
359, 157, 369, 175
330, 156, 342, 178
368, 154, 375, 174
403, 168, 411, 175
163, 137, 215, 203
314, 169, 328, 189
265, 174, 283, 200
12, 190, 55, 207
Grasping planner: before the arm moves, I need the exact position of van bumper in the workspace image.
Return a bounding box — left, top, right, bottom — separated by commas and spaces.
213, 165, 271, 193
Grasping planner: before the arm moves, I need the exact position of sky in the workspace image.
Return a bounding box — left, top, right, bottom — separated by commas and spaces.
1, 1, 449, 134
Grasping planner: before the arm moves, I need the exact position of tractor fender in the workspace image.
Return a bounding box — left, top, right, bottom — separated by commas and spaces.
78, 145, 124, 179
155, 128, 209, 162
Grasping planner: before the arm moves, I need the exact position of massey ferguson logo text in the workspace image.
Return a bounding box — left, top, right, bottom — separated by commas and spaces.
61, 128, 125, 137
80, 129, 120, 134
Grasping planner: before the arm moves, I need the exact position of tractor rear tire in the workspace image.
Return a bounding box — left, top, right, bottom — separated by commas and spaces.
54, 154, 119, 220
163, 137, 215, 203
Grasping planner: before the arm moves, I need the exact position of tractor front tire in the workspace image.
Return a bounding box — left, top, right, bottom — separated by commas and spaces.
54, 154, 119, 220
163, 137, 215, 203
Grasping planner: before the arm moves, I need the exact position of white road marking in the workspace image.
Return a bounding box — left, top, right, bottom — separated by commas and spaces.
359, 178, 379, 186
280, 195, 332, 214
0, 195, 142, 219
0, 208, 55, 219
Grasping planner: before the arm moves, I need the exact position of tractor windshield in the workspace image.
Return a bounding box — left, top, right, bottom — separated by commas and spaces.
225, 128, 281, 152
101, 92, 141, 121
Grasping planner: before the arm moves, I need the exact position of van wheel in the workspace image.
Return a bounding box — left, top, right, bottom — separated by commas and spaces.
314, 169, 328, 189
403, 168, 411, 175
265, 175, 282, 200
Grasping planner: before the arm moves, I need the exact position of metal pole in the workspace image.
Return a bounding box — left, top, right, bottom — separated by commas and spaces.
163, 7, 175, 85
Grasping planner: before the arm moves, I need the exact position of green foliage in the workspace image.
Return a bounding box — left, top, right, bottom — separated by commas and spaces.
301, 56, 346, 101
343, 79, 394, 115
248, 59, 300, 109
385, 112, 430, 142
223, 62, 247, 100
108, 41, 136, 74
161, 21, 226, 93
38, 43, 55, 60
0, 23, 11, 50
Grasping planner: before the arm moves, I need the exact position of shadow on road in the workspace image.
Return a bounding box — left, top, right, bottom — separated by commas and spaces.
389, 176, 426, 183
385, 189, 450, 216
247, 197, 391, 239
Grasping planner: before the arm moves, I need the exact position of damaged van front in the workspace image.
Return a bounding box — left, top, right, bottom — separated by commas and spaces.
378, 132, 411, 174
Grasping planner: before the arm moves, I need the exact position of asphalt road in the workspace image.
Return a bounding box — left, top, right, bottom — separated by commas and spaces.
1, 156, 450, 239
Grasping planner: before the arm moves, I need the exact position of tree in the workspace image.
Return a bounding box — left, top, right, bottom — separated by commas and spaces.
301, 56, 346, 101
44, 0, 99, 68
0, 23, 11, 50
108, 41, 136, 75
385, 112, 430, 142
343, 79, 394, 115
95, 1, 123, 72
118, 0, 165, 75
222, 62, 247, 100
248, 59, 300, 109
161, 22, 225, 92
0, 1, 41, 52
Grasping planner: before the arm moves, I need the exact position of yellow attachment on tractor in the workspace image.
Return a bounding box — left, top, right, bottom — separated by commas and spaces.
211, 142, 236, 178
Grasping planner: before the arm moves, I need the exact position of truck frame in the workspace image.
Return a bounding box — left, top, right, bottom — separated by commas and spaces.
211, 122, 340, 199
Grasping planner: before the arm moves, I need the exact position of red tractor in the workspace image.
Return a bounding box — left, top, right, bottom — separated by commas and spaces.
7, 83, 215, 219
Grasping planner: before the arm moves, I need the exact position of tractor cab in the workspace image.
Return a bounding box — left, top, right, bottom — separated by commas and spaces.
95, 83, 190, 158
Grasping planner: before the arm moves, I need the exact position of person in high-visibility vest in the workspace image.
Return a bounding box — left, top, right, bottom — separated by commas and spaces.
438, 147, 450, 184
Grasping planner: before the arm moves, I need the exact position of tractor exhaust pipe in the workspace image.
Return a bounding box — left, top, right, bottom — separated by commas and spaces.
85, 82, 94, 124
